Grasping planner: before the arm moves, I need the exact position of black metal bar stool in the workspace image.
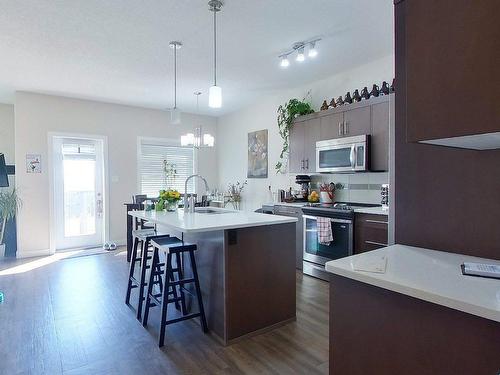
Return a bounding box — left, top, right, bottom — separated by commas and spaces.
142, 236, 208, 347
125, 227, 170, 320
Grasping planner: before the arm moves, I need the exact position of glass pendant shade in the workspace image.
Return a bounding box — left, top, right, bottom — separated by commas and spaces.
181, 133, 195, 147
203, 133, 215, 147
171, 107, 181, 125
208, 85, 222, 108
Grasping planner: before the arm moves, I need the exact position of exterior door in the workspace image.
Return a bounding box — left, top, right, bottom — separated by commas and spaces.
53, 137, 105, 250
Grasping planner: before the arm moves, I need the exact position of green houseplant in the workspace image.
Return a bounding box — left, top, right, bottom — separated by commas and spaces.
275, 97, 314, 173
0, 188, 22, 257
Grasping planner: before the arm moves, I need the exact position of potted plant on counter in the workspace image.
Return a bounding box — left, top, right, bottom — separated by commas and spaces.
226, 180, 247, 210
156, 189, 181, 212
0, 188, 21, 258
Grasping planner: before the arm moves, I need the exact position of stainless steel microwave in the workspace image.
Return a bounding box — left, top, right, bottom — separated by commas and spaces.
316, 135, 369, 173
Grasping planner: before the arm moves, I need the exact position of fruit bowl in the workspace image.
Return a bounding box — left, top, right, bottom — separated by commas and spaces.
308, 191, 320, 203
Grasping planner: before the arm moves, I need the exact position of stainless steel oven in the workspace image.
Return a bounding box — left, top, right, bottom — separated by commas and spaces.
316, 135, 369, 173
302, 213, 353, 280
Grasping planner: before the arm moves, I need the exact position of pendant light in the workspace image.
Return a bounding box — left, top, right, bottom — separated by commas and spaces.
169, 41, 182, 124
208, 0, 223, 108
181, 92, 215, 148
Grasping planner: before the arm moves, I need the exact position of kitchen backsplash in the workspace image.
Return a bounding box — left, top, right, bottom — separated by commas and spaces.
310, 172, 388, 205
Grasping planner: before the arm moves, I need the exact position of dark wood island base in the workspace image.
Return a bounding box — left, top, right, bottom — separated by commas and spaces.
185, 222, 297, 345
329, 274, 500, 375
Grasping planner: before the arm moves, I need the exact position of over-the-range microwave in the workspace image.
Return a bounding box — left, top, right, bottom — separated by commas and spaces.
316, 134, 369, 173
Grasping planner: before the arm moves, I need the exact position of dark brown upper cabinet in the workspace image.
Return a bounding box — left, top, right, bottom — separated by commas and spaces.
402, 0, 500, 149
289, 117, 320, 173
289, 95, 392, 173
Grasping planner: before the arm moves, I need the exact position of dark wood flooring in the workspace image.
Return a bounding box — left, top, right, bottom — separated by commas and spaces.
0, 250, 329, 374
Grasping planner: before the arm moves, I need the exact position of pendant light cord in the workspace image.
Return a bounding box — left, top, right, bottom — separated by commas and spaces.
213, 9, 217, 86
174, 45, 177, 109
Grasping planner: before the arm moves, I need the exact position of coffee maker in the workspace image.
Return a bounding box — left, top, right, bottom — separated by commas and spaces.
295, 175, 311, 200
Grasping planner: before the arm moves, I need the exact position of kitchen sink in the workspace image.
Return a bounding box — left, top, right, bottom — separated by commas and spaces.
195, 208, 231, 214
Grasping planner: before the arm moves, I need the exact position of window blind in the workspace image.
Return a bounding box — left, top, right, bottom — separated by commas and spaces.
139, 141, 195, 197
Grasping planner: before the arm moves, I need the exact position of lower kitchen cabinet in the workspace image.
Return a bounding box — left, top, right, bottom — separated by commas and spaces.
354, 213, 388, 254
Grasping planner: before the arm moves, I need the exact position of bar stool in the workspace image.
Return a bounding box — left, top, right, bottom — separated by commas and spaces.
125, 228, 170, 320
142, 237, 208, 347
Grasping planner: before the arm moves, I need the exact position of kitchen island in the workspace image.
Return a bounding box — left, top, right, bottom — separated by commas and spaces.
325, 245, 500, 374
128, 207, 298, 345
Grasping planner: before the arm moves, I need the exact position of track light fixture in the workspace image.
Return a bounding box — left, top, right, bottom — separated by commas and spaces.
278, 38, 321, 68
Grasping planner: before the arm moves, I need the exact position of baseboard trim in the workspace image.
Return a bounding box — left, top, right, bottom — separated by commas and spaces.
16, 249, 52, 259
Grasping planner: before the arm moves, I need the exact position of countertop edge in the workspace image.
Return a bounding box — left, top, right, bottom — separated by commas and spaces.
325, 263, 500, 323
128, 210, 298, 233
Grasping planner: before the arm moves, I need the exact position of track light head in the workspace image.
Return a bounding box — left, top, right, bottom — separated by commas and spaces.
308, 41, 318, 57
296, 46, 305, 62
280, 55, 290, 68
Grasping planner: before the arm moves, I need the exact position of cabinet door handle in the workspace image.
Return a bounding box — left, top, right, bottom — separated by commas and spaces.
365, 219, 388, 225
344, 121, 349, 135
305, 159, 309, 169
338, 122, 342, 136
365, 240, 387, 247
301, 159, 305, 170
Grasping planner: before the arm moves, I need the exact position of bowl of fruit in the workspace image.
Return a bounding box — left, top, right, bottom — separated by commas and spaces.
308, 190, 320, 203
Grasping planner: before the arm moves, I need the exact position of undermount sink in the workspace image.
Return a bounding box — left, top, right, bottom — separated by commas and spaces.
195, 208, 230, 214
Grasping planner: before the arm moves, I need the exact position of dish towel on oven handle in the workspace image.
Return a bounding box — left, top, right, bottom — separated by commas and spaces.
317, 217, 333, 245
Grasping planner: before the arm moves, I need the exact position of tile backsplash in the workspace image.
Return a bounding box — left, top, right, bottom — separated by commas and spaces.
311, 172, 388, 205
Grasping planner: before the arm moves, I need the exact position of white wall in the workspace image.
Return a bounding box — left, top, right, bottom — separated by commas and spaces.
0, 103, 15, 187
15, 92, 217, 257
216, 55, 394, 211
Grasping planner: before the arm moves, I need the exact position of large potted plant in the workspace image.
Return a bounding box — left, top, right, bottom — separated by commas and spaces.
275, 96, 314, 173
0, 189, 21, 257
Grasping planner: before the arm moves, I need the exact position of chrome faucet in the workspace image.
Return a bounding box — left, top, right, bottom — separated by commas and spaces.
184, 174, 209, 213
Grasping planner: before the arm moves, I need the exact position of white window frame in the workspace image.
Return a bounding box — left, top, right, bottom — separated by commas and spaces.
136, 136, 197, 196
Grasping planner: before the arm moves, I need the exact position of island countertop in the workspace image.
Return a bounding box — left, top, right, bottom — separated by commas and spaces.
128, 207, 298, 233
326, 244, 500, 323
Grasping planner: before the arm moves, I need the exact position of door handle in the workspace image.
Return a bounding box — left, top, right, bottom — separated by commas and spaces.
343, 121, 349, 135
301, 159, 305, 170
350, 146, 356, 169
338, 123, 342, 136
96, 196, 103, 217
305, 159, 309, 170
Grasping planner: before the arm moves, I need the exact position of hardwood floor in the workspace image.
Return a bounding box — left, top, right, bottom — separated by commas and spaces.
0, 250, 329, 375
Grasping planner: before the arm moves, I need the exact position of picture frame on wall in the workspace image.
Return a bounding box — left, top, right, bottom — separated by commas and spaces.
26, 154, 41, 173
247, 129, 268, 178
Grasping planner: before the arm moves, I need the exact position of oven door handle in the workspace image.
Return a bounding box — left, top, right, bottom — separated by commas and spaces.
302, 214, 352, 224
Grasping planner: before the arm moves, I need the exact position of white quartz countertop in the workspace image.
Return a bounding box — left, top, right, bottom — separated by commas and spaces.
353, 206, 388, 216
325, 245, 500, 323
129, 207, 297, 233
268, 202, 388, 216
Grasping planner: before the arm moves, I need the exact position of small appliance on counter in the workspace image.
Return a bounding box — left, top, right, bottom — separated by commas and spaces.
295, 175, 311, 200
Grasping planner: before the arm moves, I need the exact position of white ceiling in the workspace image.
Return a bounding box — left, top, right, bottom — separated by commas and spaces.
0, 0, 394, 116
